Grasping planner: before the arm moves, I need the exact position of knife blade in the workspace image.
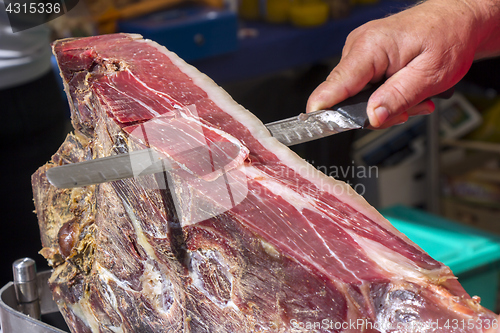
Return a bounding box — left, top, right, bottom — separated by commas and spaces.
47, 149, 172, 189
46, 142, 241, 189
265, 84, 375, 145
46, 84, 454, 189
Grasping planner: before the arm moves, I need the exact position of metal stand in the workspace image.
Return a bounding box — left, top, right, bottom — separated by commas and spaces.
0, 258, 69, 333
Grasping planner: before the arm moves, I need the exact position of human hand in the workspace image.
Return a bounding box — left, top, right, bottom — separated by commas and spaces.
306, 0, 500, 128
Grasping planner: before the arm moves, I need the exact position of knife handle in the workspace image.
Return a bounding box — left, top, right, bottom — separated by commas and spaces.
333, 83, 455, 128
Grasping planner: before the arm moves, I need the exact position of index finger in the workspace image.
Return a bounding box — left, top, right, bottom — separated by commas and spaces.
306, 47, 385, 113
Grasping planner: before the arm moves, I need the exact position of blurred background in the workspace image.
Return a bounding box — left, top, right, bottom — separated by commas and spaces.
1, 0, 500, 321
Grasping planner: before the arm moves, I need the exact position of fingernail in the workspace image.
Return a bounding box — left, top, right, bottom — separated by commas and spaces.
307, 102, 320, 113
374, 106, 389, 127
394, 115, 408, 125
417, 108, 433, 116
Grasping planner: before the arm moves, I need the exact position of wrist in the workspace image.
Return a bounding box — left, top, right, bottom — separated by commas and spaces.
463, 0, 500, 59
420, 0, 500, 59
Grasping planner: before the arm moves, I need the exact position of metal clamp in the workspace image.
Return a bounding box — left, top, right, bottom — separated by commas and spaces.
0, 258, 69, 333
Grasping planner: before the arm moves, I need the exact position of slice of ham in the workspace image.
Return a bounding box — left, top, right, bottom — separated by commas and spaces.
31, 33, 496, 333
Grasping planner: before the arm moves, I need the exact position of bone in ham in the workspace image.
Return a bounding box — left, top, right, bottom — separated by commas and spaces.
32, 34, 496, 333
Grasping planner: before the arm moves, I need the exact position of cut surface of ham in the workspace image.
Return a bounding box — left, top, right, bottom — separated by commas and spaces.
32, 34, 496, 333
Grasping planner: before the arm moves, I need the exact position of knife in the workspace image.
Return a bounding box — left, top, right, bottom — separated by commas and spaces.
266, 84, 455, 145
46, 84, 454, 189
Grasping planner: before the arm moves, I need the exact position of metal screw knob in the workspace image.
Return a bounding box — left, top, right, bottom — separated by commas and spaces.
13, 258, 37, 284
12, 257, 40, 319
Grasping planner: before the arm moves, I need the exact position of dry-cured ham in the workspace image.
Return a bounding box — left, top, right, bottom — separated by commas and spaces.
32, 34, 496, 333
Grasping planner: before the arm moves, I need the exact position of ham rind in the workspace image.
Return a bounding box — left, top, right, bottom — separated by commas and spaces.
32, 33, 496, 333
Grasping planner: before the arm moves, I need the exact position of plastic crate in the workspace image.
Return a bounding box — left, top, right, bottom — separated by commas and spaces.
118, 5, 238, 62
381, 205, 500, 311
